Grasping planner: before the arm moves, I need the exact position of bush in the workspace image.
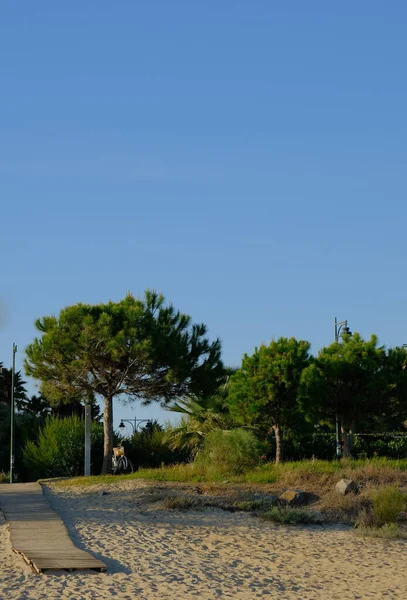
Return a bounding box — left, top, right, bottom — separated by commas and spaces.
23, 416, 105, 480
124, 424, 189, 469
195, 428, 261, 475
264, 432, 407, 462
371, 486, 405, 525
260, 507, 315, 525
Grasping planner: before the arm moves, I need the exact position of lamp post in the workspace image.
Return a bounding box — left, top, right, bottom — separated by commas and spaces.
334, 317, 351, 343
333, 318, 352, 459
119, 418, 152, 435
10, 343, 17, 484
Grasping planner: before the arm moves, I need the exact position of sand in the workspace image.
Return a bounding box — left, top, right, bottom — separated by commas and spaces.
1, 480, 406, 600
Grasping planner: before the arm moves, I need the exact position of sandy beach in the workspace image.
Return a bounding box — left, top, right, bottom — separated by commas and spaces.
1, 480, 406, 600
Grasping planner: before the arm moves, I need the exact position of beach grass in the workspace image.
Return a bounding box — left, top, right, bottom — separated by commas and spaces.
53, 457, 407, 488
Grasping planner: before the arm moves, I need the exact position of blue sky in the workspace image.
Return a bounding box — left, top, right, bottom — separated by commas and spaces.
1, 2, 406, 432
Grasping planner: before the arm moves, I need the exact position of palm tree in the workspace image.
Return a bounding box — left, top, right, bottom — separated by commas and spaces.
165, 369, 238, 455
0, 364, 28, 409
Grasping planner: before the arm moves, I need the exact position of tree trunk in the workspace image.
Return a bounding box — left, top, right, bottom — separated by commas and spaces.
274, 425, 283, 464
102, 395, 114, 474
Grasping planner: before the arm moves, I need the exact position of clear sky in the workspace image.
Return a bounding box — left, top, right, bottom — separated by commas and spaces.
1, 2, 406, 432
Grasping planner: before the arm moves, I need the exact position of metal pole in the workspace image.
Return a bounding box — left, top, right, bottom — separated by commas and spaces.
333, 319, 341, 458
84, 403, 91, 476
10, 343, 17, 484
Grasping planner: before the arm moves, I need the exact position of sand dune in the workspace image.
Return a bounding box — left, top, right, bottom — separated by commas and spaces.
0, 480, 406, 599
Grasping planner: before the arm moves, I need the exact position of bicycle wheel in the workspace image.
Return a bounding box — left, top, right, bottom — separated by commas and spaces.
116, 456, 133, 475
122, 457, 134, 475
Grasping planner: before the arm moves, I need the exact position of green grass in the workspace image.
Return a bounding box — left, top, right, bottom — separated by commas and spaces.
371, 486, 406, 525
231, 500, 275, 511
53, 457, 407, 488
259, 506, 316, 525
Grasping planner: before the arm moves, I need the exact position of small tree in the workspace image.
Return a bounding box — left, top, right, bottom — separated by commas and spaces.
227, 337, 311, 463
382, 346, 407, 430
300, 333, 386, 457
25, 291, 223, 473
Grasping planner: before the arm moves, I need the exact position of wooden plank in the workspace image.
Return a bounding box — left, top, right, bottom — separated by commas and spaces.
0, 482, 106, 573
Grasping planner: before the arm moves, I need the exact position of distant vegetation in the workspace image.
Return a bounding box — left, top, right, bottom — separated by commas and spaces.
2, 289, 407, 482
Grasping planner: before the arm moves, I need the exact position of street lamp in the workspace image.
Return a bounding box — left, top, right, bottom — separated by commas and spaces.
334, 317, 352, 342
119, 418, 152, 434
333, 318, 352, 459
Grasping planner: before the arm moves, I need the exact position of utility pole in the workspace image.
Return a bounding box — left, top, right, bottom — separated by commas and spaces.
10, 343, 17, 484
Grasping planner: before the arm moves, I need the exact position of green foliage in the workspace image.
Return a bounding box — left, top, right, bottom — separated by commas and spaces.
23, 416, 105, 480
55, 457, 407, 487
263, 432, 407, 461
195, 428, 261, 475
25, 291, 223, 473
382, 346, 407, 428
0, 471, 9, 483
25, 291, 223, 404
165, 376, 238, 455
0, 403, 45, 479
0, 364, 28, 410
227, 337, 311, 463
299, 334, 386, 456
124, 423, 189, 469
162, 496, 205, 510
231, 500, 273, 511
260, 507, 315, 525
371, 486, 405, 525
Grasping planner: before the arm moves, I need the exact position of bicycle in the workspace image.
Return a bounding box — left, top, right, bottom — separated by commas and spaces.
112, 446, 134, 475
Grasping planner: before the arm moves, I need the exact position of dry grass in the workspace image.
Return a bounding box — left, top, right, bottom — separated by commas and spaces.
160, 493, 275, 513
50, 459, 407, 532
54, 458, 407, 489
317, 488, 371, 524
354, 523, 407, 540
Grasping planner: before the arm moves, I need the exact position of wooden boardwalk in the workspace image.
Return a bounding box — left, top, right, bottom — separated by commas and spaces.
0, 482, 106, 573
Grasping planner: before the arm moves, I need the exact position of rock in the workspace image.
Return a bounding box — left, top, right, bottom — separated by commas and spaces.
279, 489, 306, 506
335, 479, 358, 495
98, 490, 109, 496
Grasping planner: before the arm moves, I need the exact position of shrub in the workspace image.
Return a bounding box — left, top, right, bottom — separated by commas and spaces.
125, 424, 189, 469
371, 486, 405, 525
195, 428, 261, 475
260, 507, 315, 525
23, 416, 105, 480
264, 432, 407, 461
162, 496, 205, 510
0, 471, 8, 484
231, 500, 273, 512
